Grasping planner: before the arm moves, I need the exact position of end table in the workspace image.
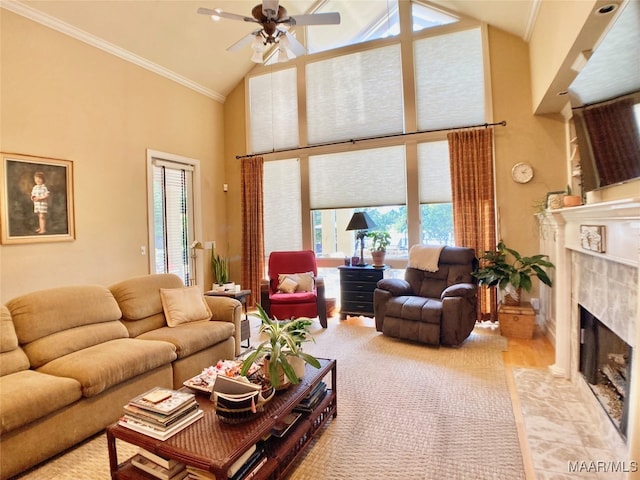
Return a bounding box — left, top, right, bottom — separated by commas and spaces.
204, 289, 252, 348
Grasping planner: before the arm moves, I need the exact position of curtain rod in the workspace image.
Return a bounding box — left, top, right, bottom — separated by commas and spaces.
235, 120, 506, 160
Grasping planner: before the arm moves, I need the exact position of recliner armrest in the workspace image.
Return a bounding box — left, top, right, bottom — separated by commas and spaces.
376, 278, 412, 297
440, 282, 476, 300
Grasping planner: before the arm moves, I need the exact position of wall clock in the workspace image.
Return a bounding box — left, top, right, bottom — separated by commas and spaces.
511, 162, 534, 183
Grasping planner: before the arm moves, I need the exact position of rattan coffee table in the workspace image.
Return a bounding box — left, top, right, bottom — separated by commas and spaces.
107, 358, 337, 480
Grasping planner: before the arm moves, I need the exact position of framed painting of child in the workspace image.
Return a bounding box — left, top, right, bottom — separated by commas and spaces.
1, 153, 75, 244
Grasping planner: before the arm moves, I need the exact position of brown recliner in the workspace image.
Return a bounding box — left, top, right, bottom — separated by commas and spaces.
374, 246, 477, 346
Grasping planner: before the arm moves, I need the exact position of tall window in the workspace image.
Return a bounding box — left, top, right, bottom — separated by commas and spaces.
250, 8, 486, 261
418, 141, 453, 245
263, 158, 302, 255
147, 150, 200, 286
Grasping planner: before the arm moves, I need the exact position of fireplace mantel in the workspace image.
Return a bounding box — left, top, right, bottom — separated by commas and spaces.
555, 197, 640, 267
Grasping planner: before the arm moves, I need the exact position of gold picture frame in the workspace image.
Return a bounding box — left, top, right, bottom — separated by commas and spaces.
1, 153, 75, 244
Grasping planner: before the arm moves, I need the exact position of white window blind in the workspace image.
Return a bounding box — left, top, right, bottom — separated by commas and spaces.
249, 67, 299, 153
152, 160, 195, 285
306, 44, 404, 144
309, 146, 406, 209
418, 141, 451, 203
414, 27, 485, 130
263, 158, 302, 254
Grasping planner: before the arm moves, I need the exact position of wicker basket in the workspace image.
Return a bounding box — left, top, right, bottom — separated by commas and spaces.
213, 386, 275, 424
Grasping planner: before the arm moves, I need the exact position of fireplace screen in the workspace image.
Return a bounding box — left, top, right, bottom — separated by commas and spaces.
579, 305, 632, 438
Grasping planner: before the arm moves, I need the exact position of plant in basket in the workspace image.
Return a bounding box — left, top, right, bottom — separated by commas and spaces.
472, 241, 554, 306
240, 304, 320, 389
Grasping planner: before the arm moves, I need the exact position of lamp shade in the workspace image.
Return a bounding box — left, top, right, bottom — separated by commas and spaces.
345, 211, 377, 231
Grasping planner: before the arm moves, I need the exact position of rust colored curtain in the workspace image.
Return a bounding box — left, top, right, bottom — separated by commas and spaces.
241, 156, 265, 308
582, 98, 640, 186
447, 128, 497, 321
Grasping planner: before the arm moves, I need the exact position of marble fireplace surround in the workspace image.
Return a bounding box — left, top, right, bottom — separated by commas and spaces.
548, 198, 640, 462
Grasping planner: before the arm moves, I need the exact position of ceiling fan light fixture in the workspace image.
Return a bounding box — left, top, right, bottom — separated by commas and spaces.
210, 8, 222, 21
251, 50, 264, 63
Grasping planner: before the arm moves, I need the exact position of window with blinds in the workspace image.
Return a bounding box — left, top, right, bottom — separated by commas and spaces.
414, 27, 485, 130
418, 141, 453, 245
306, 44, 404, 144
151, 158, 195, 285
263, 158, 303, 255
249, 67, 299, 153
249, 18, 487, 258
309, 146, 406, 209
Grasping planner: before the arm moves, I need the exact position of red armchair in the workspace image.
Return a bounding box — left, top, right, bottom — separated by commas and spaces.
260, 250, 328, 328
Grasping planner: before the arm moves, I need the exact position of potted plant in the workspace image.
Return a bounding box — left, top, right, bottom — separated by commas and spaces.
211, 248, 230, 290
563, 184, 582, 207
240, 305, 320, 389
367, 231, 391, 267
472, 241, 555, 306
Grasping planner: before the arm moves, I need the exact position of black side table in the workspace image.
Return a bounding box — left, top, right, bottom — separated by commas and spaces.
338, 265, 388, 319
204, 289, 251, 348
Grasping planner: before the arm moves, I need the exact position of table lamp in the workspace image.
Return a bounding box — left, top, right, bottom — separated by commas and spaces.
345, 212, 377, 266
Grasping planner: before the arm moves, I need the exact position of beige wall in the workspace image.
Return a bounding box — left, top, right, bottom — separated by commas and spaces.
222, 79, 247, 287
489, 27, 566, 257
0, 11, 226, 301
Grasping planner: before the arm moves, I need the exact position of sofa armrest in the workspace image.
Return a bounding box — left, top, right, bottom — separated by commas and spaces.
440, 282, 476, 300
376, 278, 412, 297
203, 296, 242, 355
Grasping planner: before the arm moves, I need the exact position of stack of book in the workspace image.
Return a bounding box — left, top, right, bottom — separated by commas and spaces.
294, 381, 327, 413
131, 448, 187, 480
185, 443, 267, 480
119, 387, 203, 440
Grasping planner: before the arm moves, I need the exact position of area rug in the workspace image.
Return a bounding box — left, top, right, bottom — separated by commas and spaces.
15, 322, 525, 479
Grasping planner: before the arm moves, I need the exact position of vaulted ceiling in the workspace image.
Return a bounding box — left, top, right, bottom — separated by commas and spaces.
2, 0, 539, 102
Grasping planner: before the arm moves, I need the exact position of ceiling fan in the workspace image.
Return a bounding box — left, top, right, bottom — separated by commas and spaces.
197, 0, 341, 63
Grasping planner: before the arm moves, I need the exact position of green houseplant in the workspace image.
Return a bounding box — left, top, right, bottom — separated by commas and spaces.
368, 231, 391, 267
472, 241, 554, 305
240, 305, 320, 389
211, 248, 229, 286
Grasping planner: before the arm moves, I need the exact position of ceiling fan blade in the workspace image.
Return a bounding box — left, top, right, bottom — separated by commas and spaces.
197, 7, 256, 23
285, 12, 341, 26
227, 31, 261, 52
283, 31, 306, 56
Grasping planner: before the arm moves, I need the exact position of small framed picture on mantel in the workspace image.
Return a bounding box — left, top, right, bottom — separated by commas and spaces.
580, 225, 605, 253
1, 153, 75, 244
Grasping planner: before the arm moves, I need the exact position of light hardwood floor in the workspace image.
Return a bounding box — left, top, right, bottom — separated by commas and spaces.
341, 313, 556, 368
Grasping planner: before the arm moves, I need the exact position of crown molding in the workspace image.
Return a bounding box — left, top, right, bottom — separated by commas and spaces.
1, 0, 225, 103
523, 0, 541, 42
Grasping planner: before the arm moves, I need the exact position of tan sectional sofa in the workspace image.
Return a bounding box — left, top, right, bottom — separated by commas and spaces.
0, 273, 241, 479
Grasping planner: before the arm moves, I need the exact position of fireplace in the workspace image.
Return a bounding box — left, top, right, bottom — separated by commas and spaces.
580, 305, 633, 438
540, 197, 640, 461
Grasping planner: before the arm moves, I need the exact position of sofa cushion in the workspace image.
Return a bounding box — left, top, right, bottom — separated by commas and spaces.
37, 338, 177, 397
7, 285, 123, 345
160, 286, 212, 327
137, 321, 234, 359
1, 306, 19, 353
110, 274, 185, 336
0, 306, 30, 376
24, 321, 130, 369
111, 273, 184, 320
0, 370, 82, 434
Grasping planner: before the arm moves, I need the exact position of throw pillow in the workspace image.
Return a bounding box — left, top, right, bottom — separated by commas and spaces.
277, 272, 315, 293
277, 276, 298, 294
293, 272, 315, 292
160, 286, 212, 327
